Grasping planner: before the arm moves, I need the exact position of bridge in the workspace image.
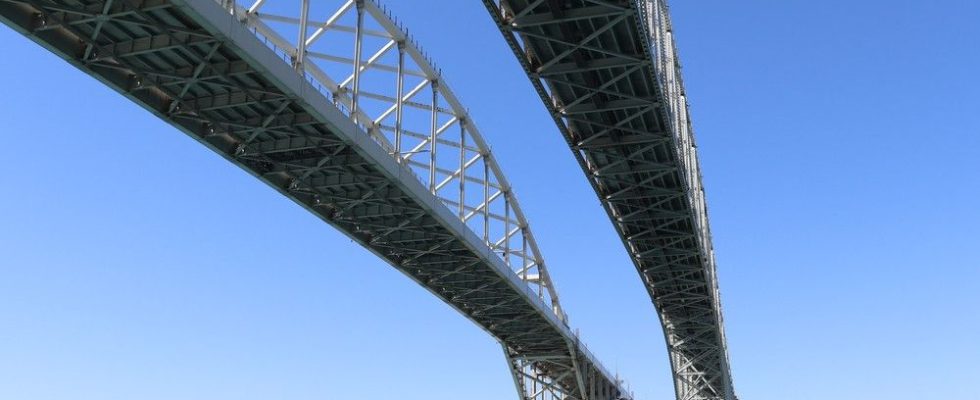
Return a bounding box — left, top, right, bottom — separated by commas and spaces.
0, 1, 735, 400
481, 1, 735, 399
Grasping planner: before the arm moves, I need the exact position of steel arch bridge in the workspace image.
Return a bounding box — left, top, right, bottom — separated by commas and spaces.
0, 1, 735, 400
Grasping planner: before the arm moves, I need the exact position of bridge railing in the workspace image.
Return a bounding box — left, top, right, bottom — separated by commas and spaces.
212, 0, 568, 323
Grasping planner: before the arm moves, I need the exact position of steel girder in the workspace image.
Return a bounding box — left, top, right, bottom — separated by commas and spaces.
480, 1, 736, 400
0, 0, 632, 399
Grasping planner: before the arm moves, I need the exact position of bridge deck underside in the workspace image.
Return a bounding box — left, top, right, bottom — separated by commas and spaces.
0, 0, 627, 398
483, 1, 733, 399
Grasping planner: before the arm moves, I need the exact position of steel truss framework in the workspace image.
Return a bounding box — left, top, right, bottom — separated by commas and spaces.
480, 1, 736, 400
0, 0, 631, 399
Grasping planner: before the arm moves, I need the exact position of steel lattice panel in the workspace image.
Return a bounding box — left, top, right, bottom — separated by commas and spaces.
0, 0, 634, 399
480, 1, 736, 400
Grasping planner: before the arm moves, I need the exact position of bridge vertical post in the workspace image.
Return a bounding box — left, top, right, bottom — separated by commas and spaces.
566, 337, 590, 400
504, 196, 511, 266
395, 40, 405, 161
459, 119, 466, 219
294, 0, 308, 71
483, 157, 490, 244
531, 369, 537, 400
501, 344, 529, 400
429, 80, 439, 192
351, 0, 365, 124
521, 228, 528, 282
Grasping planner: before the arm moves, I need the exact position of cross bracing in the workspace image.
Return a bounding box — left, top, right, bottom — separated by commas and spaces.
480, 1, 737, 400
0, 0, 635, 399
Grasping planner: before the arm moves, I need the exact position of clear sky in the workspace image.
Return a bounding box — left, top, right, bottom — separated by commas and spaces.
1, 1, 978, 400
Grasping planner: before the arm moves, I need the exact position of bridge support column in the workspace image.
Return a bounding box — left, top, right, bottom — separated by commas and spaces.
503, 344, 577, 400
501, 341, 626, 400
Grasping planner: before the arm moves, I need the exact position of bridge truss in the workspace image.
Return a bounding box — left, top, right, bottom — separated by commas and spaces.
0, 0, 633, 399
481, 1, 737, 399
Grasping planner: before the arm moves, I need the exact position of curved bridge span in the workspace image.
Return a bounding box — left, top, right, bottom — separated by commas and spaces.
0, 0, 632, 399
481, 1, 736, 399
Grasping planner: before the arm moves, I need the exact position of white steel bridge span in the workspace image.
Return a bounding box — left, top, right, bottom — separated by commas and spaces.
0, 0, 632, 399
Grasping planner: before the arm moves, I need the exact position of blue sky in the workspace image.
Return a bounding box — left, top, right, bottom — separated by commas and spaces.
1, 1, 978, 400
